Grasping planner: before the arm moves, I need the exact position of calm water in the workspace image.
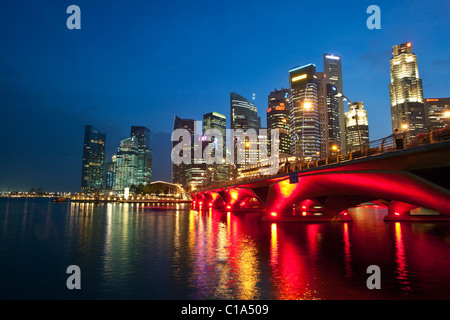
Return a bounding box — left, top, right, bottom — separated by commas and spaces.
1, 198, 450, 300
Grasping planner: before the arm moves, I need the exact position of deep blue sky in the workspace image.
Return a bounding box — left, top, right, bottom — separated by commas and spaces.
0, 0, 448, 192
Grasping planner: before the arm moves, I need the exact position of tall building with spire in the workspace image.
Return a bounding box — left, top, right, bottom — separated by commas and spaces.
389, 42, 425, 134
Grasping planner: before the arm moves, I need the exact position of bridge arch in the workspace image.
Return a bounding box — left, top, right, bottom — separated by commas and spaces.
264, 170, 450, 220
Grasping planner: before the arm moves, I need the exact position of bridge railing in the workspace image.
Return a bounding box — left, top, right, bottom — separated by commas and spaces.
194, 125, 450, 192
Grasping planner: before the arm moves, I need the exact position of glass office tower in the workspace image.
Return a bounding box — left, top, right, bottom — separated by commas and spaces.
267, 88, 291, 155
203, 112, 228, 183
130, 126, 153, 186
81, 125, 106, 192
289, 63, 320, 159
230, 92, 260, 131
323, 53, 346, 152
114, 137, 139, 192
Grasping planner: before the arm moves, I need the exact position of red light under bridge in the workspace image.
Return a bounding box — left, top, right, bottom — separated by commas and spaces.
191, 140, 450, 222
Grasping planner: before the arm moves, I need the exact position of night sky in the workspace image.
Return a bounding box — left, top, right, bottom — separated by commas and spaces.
0, 0, 448, 192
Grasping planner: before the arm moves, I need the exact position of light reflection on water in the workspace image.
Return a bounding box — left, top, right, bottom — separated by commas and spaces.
1, 198, 450, 299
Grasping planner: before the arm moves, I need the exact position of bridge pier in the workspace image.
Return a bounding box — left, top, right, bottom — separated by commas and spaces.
384, 200, 450, 221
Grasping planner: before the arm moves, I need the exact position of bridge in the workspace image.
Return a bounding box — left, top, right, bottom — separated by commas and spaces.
190, 127, 450, 222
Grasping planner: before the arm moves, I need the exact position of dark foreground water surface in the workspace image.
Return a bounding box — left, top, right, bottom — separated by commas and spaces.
1, 198, 450, 300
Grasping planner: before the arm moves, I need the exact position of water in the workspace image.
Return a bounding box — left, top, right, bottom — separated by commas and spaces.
1, 198, 450, 300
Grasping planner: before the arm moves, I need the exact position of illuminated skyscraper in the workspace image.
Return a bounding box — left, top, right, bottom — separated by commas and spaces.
389, 42, 425, 134
203, 112, 228, 183
81, 125, 106, 192
230, 92, 260, 131
317, 72, 341, 156
345, 102, 369, 152
172, 116, 195, 189
289, 63, 320, 159
114, 137, 139, 192
230, 92, 261, 179
267, 88, 290, 155
425, 98, 450, 129
130, 126, 152, 186
323, 53, 346, 152
105, 156, 116, 190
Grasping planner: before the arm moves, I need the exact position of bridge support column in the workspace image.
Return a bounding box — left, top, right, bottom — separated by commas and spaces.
384, 200, 450, 221
222, 187, 262, 213
194, 193, 207, 211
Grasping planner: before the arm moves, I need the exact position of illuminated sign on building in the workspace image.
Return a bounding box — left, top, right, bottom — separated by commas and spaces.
291, 74, 307, 82
325, 55, 340, 60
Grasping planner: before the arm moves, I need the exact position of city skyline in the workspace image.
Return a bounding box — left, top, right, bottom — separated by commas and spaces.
0, 0, 448, 192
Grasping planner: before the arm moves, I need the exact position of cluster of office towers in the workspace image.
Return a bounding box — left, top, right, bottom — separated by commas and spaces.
173, 42, 449, 191
81, 126, 153, 193
173, 53, 368, 191
80, 42, 448, 193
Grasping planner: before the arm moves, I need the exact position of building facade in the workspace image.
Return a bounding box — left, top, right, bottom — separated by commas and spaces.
230, 92, 261, 179
289, 63, 320, 159
323, 53, 346, 152
389, 42, 426, 134
203, 112, 229, 183
114, 137, 139, 192
172, 116, 196, 189
230, 92, 260, 131
345, 102, 369, 152
130, 126, 153, 186
105, 155, 116, 191
267, 88, 291, 155
425, 98, 450, 129
81, 125, 106, 193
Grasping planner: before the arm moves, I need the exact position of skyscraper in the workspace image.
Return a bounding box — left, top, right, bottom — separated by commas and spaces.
203, 112, 228, 183
267, 88, 291, 155
316, 72, 329, 157
326, 84, 341, 153
345, 102, 369, 152
289, 63, 320, 159
230, 92, 261, 179
114, 137, 139, 192
389, 42, 425, 134
172, 116, 206, 190
317, 72, 341, 157
172, 116, 195, 189
425, 98, 450, 129
81, 125, 106, 192
105, 156, 116, 191
130, 126, 153, 186
230, 92, 260, 131
323, 53, 346, 152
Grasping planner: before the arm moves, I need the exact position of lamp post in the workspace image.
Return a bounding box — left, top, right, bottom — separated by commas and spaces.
336, 93, 363, 154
